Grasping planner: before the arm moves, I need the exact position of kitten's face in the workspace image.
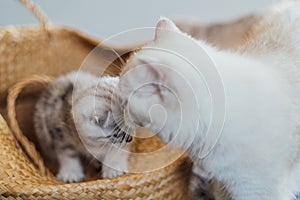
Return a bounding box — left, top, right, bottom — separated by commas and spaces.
73, 77, 132, 146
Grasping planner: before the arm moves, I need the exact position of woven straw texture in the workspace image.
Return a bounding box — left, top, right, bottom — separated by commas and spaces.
0, 0, 192, 199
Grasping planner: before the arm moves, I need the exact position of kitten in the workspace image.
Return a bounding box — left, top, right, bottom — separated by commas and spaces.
34, 71, 132, 182
119, 2, 300, 200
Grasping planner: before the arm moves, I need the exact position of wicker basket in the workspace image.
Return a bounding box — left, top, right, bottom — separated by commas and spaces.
0, 0, 192, 199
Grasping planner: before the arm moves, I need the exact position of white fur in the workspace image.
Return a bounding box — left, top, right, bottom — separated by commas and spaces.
119, 2, 300, 199
56, 152, 84, 183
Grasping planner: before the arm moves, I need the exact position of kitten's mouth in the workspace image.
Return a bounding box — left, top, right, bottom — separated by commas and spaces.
93, 132, 132, 143
92, 126, 132, 143
109, 122, 133, 144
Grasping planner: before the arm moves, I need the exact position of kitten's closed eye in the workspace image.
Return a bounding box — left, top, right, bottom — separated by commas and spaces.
93, 111, 114, 128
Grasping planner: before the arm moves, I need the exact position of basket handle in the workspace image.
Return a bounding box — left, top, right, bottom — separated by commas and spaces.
7, 75, 54, 177
18, 0, 50, 29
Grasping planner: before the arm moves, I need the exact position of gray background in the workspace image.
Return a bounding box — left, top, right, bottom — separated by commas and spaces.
0, 0, 279, 43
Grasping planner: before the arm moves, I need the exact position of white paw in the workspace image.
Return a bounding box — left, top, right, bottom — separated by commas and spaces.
102, 165, 126, 179
56, 166, 84, 183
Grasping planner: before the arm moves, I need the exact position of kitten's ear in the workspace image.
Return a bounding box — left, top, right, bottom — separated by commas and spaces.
155, 17, 180, 40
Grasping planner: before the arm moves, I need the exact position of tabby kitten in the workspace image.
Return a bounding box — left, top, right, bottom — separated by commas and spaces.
34, 71, 131, 182
119, 2, 300, 199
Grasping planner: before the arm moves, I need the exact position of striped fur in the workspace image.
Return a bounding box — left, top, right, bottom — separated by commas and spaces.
34, 71, 131, 182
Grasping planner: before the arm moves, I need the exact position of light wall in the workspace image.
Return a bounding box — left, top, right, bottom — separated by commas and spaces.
0, 0, 279, 43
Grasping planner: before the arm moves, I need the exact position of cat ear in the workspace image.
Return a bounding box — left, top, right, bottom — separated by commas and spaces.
155, 17, 180, 40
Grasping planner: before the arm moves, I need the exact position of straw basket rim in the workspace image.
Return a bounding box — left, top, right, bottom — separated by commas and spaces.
6, 74, 190, 177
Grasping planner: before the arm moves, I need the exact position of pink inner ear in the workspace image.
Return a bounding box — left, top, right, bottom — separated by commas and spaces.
156, 19, 169, 30
155, 17, 180, 40
155, 21, 166, 40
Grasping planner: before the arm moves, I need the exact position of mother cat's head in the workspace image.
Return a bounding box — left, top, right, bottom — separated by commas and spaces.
119, 18, 211, 152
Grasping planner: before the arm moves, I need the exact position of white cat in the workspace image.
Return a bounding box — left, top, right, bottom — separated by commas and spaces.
119, 2, 300, 199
